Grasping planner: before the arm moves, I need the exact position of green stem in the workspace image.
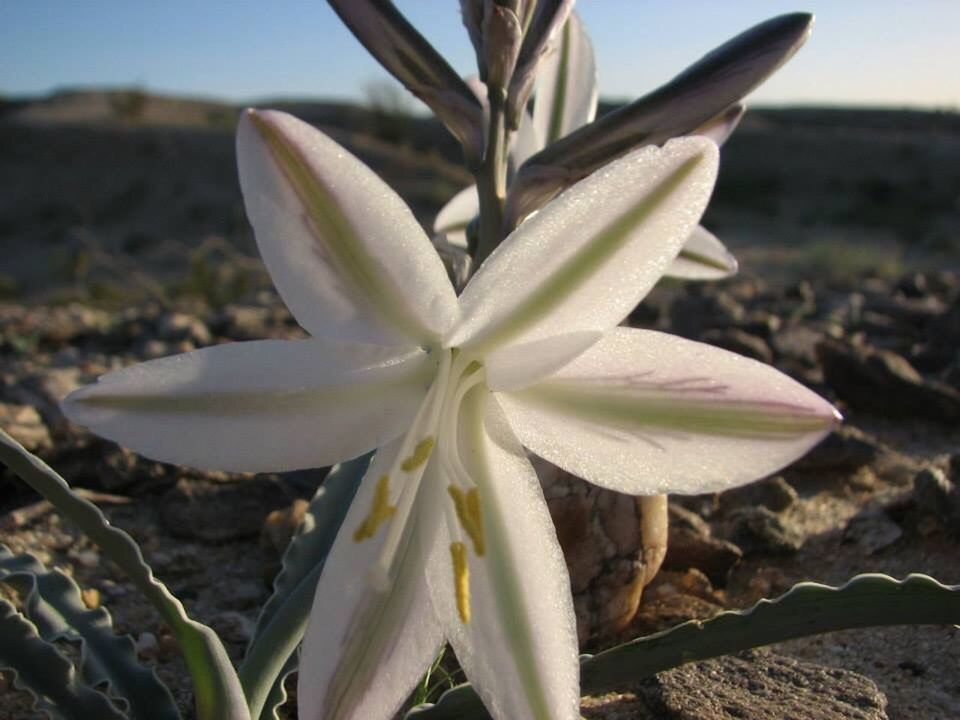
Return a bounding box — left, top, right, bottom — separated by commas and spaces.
474, 89, 509, 267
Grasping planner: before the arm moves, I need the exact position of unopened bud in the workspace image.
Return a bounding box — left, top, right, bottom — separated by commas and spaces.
482, 4, 523, 93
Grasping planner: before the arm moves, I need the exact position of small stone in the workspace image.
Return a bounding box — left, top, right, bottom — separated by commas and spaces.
221, 581, 266, 610
663, 527, 742, 587
718, 476, 797, 513
80, 588, 100, 609
898, 660, 926, 677
724, 507, 804, 556
210, 611, 255, 645
138, 338, 170, 359
914, 467, 960, 532
136, 632, 159, 659
843, 510, 903, 554
675, 568, 716, 602
160, 476, 298, 542
772, 324, 825, 366
0, 402, 51, 452
818, 338, 960, 423
70, 549, 100, 568
156, 312, 211, 346
737, 311, 781, 340
791, 426, 881, 474
216, 304, 271, 340
668, 288, 745, 339
747, 567, 790, 598
261, 498, 310, 556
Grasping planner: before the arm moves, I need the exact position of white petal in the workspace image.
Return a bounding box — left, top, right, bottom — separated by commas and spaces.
499, 328, 840, 495
433, 184, 479, 237
665, 225, 738, 280
450, 137, 718, 354
237, 109, 458, 346
484, 331, 602, 391
532, 11, 598, 146
62, 339, 434, 472
426, 390, 579, 720
299, 439, 444, 720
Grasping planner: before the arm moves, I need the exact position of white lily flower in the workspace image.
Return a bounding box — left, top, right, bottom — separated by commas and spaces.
435, 11, 739, 280
63, 110, 838, 720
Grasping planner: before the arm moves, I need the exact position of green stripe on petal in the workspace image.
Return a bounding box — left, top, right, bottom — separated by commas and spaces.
514, 383, 835, 439
463, 150, 707, 356
249, 112, 433, 343
497, 327, 840, 496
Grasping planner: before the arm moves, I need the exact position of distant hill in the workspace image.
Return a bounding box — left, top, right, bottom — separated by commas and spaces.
1, 88, 957, 302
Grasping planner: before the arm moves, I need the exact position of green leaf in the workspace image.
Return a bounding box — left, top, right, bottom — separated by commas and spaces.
405, 573, 960, 719
239, 453, 370, 720
0, 428, 249, 720
0, 599, 127, 720
0, 545, 180, 720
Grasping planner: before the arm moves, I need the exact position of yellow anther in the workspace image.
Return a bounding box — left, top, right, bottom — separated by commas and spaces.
353, 475, 396, 542
450, 542, 471, 623
401, 437, 436, 472
448, 485, 485, 556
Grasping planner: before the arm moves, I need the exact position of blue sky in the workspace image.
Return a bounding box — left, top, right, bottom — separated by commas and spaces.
1, 1, 957, 109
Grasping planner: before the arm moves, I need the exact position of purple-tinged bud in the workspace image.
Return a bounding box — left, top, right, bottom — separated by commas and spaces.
505, 13, 813, 228
330, 0, 485, 165
505, 0, 574, 129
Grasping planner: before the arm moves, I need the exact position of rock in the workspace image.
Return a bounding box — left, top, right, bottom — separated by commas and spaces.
539, 463, 652, 643
864, 294, 945, 327
736, 311, 781, 340
772, 324, 826, 366
627, 649, 888, 719
160, 476, 299, 542
718, 476, 797, 513
843, 510, 903, 554
668, 288, 745, 339
662, 526, 742, 587
818, 338, 960, 423
926, 297, 960, 347
137, 337, 172, 359
10, 367, 83, 425
667, 503, 712, 535
215, 304, 271, 340
914, 467, 960, 532
209, 611, 255, 646
156, 312, 211, 346
135, 632, 159, 659
648, 568, 717, 603
701, 328, 773, 363
791, 426, 881, 474
663, 508, 743, 588
0, 402, 51, 452
260, 498, 310, 557
724, 507, 804, 556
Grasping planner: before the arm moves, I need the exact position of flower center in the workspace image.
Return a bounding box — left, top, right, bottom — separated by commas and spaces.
351, 347, 491, 624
